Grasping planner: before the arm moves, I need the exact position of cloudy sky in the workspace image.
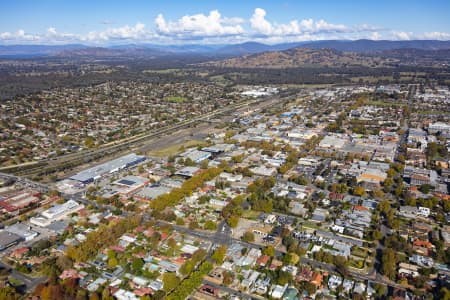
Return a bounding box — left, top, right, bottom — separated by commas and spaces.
1, 0, 449, 45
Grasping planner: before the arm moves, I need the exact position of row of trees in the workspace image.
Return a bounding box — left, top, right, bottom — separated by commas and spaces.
166, 261, 213, 300
150, 167, 222, 211
66, 215, 142, 262
179, 249, 207, 276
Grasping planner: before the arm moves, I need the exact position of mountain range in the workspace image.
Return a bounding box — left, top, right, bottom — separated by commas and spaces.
1, 39, 450, 58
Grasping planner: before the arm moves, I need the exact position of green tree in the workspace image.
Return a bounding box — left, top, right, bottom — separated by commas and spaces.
203, 220, 217, 231
101, 287, 113, 300
262, 246, 275, 257
189, 220, 199, 230
163, 272, 180, 292
241, 231, 255, 242
381, 248, 397, 280
372, 230, 383, 241
0, 286, 20, 300
439, 287, 450, 300
353, 186, 366, 197
374, 283, 387, 299
131, 258, 144, 273
84, 136, 95, 149
211, 245, 227, 265
108, 257, 118, 268
227, 215, 240, 228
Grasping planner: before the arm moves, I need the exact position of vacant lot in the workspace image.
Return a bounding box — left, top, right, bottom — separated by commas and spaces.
148, 140, 207, 157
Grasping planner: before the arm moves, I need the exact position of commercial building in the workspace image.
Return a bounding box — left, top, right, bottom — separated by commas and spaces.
0, 231, 23, 251
0, 191, 40, 215
69, 153, 146, 184
30, 200, 84, 227
135, 186, 171, 200
429, 122, 450, 135
319, 135, 347, 149
109, 175, 149, 197
180, 149, 211, 163
5, 223, 38, 241
175, 166, 201, 178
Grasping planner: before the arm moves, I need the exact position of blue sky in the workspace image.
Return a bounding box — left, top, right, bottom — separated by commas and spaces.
1, 0, 449, 44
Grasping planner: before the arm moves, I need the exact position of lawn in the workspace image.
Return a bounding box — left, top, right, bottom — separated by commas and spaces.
351, 247, 369, 258
242, 210, 261, 220
8, 276, 24, 287
165, 96, 188, 103
348, 258, 365, 269
148, 140, 207, 157
302, 221, 324, 231
367, 100, 407, 107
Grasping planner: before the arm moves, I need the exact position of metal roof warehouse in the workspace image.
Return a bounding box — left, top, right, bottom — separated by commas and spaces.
69, 153, 146, 184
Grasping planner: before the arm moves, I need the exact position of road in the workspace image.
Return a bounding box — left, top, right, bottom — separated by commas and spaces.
202, 279, 265, 300
0, 261, 47, 293
158, 220, 405, 289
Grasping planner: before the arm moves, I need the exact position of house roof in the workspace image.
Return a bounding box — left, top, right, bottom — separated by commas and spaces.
256, 255, 270, 266
413, 239, 433, 249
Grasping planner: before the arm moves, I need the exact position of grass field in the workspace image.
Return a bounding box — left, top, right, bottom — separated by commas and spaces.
417, 110, 450, 115
350, 76, 393, 83
148, 140, 207, 157
351, 247, 369, 258
348, 258, 365, 269
142, 68, 182, 74
242, 210, 261, 220
279, 83, 335, 89
367, 100, 407, 107
165, 96, 188, 103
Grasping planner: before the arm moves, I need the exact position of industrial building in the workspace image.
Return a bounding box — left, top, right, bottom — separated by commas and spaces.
0, 231, 23, 251
5, 223, 39, 241
69, 153, 146, 184
30, 200, 84, 227
0, 191, 40, 215
135, 185, 171, 200
107, 175, 149, 197
179, 149, 211, 163
175, 166, 201, 178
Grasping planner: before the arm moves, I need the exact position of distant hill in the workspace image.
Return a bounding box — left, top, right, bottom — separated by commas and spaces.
1, 39, 449, 59
213, 40, 450, 56
216, 42, 277, 55
201, 47, 395, 68
55, 46, 168, 58
0, 44, 86, 57
297, 39, 450, 53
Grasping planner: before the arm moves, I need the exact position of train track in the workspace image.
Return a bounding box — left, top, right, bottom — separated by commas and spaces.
1, 96, 282, 178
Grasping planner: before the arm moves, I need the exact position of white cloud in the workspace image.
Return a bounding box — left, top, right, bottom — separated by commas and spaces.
249, 8, 350, 37
392, 31, 412, 40
315, 19, 348, 32
300, 19, 314, 31
420, 31, 450, 40
79, 23, 150, 42
370, 32, 381, 40
0, 7, 448, 45
155, 10, 244, 37
250, 8, 273, 35
0, 29, 40, 41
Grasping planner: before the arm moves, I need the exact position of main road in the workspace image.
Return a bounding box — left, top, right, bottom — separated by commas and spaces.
0, 261, 47, 293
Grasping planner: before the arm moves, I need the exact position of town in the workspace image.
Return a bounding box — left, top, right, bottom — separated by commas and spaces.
0, 82, 449, 300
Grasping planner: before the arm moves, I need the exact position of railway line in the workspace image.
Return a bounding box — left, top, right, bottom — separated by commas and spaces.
1, 95, 283, 178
